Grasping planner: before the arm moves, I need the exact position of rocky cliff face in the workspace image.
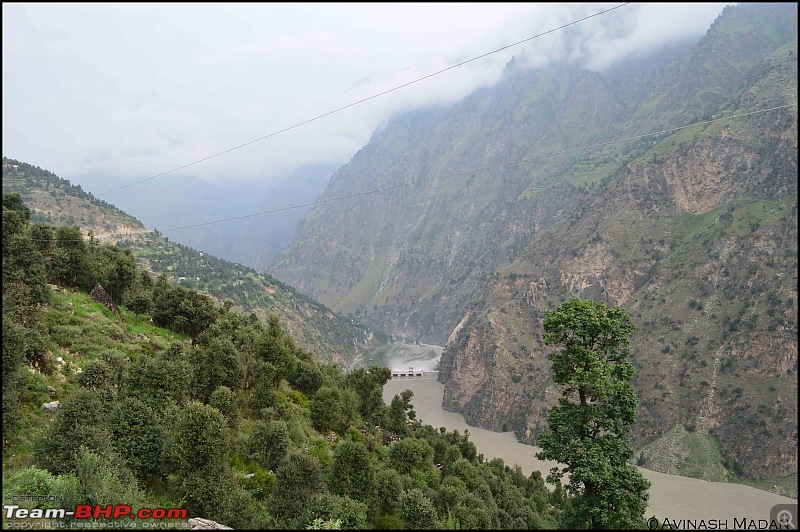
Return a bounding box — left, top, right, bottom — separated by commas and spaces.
273, 3, 798, 478
438, 7, 799, 478
273, 65, 623, 343
440, 113, 798, 477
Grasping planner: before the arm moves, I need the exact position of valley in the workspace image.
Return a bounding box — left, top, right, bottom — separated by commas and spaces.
272, 2, 798, 489
3, 3, 797, 528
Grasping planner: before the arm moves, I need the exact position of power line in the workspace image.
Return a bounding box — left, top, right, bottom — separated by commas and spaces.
97, 3, 631, 197
158, 103, 797, 231
16, 102, 796, 243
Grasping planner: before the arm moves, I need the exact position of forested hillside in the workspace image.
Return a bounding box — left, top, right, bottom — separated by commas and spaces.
2, 158, 385, 369
271, 2, 798, 485
2, 194, 564, 529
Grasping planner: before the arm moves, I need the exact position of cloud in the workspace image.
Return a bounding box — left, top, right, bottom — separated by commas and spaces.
2, 3, 730, 192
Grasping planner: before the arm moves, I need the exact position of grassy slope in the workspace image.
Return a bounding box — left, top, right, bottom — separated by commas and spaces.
5, 287, 187, 472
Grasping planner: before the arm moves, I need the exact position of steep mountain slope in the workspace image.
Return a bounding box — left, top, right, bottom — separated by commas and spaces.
272, 63, 628, 343
1, 158, 384, 368
438, 5, 798, 481
271, 2, 798, 482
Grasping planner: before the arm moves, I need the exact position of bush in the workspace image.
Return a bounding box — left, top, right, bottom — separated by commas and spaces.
3, 467, 54, 500
123, 352, 192, 408
77, 359, 113, 391
34, 389, 111, 475
250, 420, 290, 471
72, 447, 144, 508
253, 380, 278, 411
373, 514, 403, 530
240, 465, 275, 501
388, 438, 433, 475
300, 493, 369, 530
209, 386, 240, 429
268, 453, 324, 527
108, 397, 164, 480
330, 440, 373, 502
172, 402, 229, 472
399, 488, 439, 529
310, 386, 360, 434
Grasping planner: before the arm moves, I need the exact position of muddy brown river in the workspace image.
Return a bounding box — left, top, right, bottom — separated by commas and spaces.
384, 378, 797, 525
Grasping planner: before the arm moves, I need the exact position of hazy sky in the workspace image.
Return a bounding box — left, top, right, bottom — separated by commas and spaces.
3, 2, 730, 197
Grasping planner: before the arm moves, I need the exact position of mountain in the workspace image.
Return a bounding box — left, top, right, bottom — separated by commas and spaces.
73, 162, 338, 271
2, 157, 386, 369
270, 2, 798, 485
240, 163, 341, 271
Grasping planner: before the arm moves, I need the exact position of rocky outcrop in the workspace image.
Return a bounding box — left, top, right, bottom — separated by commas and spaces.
271, 64, 604, 344
439, 94, 798, 477
187, 518, 232, 530
89, 283, 119, 314
40, 401, 60, 413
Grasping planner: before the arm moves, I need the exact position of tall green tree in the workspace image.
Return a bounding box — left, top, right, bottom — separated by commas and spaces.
268, 452, 324, 527
90, 245, 137, 304
398, 488, 439, 529
171, 401, 229, 473
310, 386, 360, 435
108, 397, 164, 480
192, 337, 245, 401
51, 226, 88, 288
329, 440, 373, 502
535, 298, 649, 530
250, 419, 290, 471
345, 366, 391, 424
2, 192, 30, 220
34, 389, 112, 475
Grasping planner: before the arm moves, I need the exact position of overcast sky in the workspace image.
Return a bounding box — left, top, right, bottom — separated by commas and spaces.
3, 2, 730, 197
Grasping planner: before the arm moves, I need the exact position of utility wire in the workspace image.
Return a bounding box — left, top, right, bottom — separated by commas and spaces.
158, 103, 797, 231
14, 102, 796, 242
96, 3, 631, 196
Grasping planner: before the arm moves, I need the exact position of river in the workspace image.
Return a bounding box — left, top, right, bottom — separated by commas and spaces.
383, 377, 797, 525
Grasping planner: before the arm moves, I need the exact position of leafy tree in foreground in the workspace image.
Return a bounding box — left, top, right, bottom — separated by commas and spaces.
399, 488, 439, 529
269, 452, 324, 527
108, 397, 164, 480
329, 440, 373, 502
250, 419, 290, 471
535, 297, 650, 530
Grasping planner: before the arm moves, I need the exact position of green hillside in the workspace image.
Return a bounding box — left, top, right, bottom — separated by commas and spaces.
2, 157, 386, 369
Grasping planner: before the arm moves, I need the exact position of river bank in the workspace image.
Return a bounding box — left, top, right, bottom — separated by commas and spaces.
384, 378, 797, 524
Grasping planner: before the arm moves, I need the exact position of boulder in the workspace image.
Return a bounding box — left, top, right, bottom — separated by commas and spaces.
89, 283, 119, 314
187, 517, 232, 530
41, 401, 60, 413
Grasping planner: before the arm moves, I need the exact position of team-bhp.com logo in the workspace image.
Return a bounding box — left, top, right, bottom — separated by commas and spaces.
4, 504, 187, 520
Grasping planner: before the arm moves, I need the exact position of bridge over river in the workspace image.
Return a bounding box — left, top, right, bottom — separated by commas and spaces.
390, 367, 439, 379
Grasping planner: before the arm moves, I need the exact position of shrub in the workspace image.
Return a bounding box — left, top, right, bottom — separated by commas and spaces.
108, 397, 164, 480
172, 401, 229, 472
209, 385, 240, 429
399, 488, 439, 529
250, 420, 290, 471
34, 389, 111, 475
